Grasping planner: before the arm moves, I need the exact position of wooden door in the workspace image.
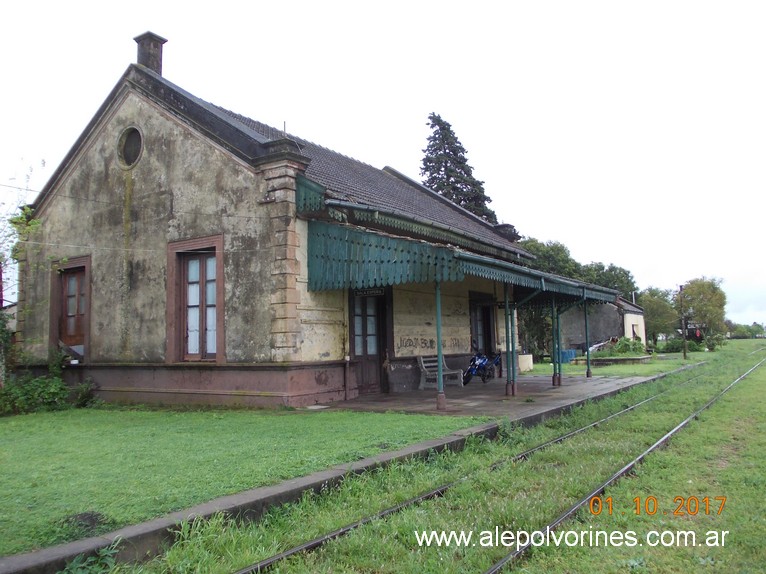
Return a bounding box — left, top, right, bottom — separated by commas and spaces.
353, 294, 383, 394
60, 268, 86, 349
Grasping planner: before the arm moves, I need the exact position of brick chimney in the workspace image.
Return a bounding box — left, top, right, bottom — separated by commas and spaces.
134, 32, 167, 75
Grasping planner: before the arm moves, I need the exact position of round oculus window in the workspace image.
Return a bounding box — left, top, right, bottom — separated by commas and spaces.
119, 127, 143, 168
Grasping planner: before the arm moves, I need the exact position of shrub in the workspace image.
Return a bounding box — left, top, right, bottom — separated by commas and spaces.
613, 337, 645, 354
0, 348, 100, 415
662, 338, 703, 353
73, 379, 99, 408
0, 373, 70, 415
705, 334, 725, 351
594, 337, 645, 357
662, 338, 683, 353
688, 340, 704, 352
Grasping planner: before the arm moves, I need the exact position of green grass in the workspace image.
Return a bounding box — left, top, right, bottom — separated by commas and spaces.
530, 352, 707, 378
110, 340, 766, 573
0, 407, 488, 556
518, 351, 766, 573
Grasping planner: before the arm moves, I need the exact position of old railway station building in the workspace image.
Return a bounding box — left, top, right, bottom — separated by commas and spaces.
16, 33, 618, 408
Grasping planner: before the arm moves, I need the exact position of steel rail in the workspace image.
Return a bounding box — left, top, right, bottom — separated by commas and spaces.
490, 372, 704, 471
482, 356, 766, 574
232, 482, 455, 574
231, 370, 706, 573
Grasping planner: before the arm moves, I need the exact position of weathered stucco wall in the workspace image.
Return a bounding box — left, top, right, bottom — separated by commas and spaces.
391, 277, 517, 359
392, 282, 470, 358
295, 219, 347, 362
386, 278, 521, 391
494, 308, 520, 355
19, 91, 280, 364
623, 312, 647, 343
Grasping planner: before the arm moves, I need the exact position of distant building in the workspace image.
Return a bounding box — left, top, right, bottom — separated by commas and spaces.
560, 297, 646, 352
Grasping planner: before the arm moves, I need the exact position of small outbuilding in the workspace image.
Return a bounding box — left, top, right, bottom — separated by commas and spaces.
560, 297, 647, 352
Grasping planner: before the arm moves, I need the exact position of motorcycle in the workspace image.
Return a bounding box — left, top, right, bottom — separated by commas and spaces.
462, 348, 502, 385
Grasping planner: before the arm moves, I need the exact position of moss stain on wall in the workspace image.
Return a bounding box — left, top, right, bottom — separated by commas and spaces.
120, 170, 133, 357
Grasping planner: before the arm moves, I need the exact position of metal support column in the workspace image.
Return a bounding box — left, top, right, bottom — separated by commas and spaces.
435, 280, 446, 410
503, 283, 515, 396
511, 288, 542, 397
551, 297, 558, 386
556, 305, 563, 386
511, 303, 518, 397
583, 298, 592, 378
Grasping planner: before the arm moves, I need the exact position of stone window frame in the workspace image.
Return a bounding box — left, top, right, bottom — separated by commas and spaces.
166, 235, 225, 363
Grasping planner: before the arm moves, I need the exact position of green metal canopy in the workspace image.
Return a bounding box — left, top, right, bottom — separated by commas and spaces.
307, 220, 463, 290
307, 220, 619, 304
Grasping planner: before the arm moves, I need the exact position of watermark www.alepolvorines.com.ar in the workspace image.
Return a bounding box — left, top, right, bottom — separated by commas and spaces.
414, 526, 729, 551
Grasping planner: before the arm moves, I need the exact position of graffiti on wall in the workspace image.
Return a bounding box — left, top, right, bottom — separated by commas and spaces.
395, 336, 470, 354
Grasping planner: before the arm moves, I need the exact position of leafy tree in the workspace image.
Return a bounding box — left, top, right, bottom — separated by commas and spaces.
516, 238, 581, 359
677, 277, 727, 337
421, 113, 497, 224
2, 160, 45, 306
581, 262, 638, 300
0, 205, 37, 386
0, 210, 21, 308
730, 324, 752, 339
519, 240, 638, 299
728, 321, 765, 339
518, 238, 582, 278
637, 287, 677, 345
517, 306, 550, 362
517, 236, 646, 358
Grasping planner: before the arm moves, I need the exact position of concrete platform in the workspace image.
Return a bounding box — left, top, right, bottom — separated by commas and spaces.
0, 372, 660, 574
326, 373, 655, 420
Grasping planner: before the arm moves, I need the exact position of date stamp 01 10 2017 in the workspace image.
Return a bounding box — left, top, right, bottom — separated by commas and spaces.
588, 495, 727, 517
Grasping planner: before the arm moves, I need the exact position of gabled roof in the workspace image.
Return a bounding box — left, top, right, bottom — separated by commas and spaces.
30, 60, 619, 306
617, 297, 644, 315
220, 110, 530, 261
33, 63, 530, 262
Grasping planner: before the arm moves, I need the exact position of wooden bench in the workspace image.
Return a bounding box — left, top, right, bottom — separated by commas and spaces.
418, 355, 464, 390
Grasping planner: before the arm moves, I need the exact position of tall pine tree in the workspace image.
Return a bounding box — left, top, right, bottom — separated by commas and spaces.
420, 112, 497, 224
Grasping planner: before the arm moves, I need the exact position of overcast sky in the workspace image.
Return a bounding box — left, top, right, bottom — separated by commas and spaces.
2, 1, 764, 325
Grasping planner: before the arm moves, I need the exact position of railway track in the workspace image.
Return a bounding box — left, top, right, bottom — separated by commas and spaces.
229, 362, 754, 574
483, 356, 766, 573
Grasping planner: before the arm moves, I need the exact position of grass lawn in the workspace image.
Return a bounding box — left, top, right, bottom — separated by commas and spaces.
0, 407, 488, 557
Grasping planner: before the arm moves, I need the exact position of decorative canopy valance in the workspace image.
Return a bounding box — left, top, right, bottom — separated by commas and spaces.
307, 221, 618, 305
